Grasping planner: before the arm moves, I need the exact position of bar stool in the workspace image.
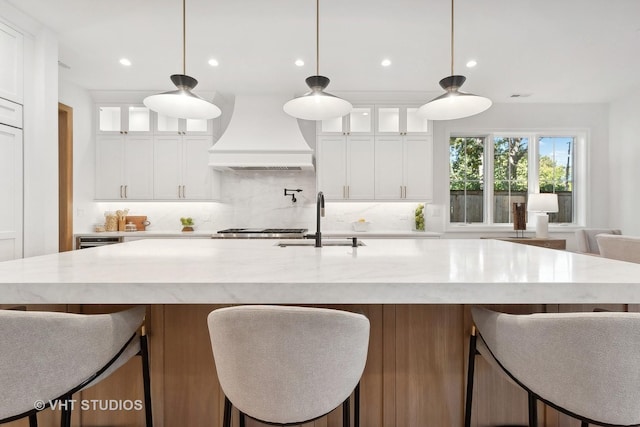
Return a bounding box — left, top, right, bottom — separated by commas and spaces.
468, 307, 640, 427
596, 234, 640, 263
0, 306, 152, 427
207, 305, 370, 427
574, 228, 621, 254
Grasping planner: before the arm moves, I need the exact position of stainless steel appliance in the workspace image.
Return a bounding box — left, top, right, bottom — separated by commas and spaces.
75, 236, 123, 249
212, 228, 308, 239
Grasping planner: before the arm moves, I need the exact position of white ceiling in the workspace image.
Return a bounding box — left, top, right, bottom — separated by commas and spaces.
7, 0, 640, 103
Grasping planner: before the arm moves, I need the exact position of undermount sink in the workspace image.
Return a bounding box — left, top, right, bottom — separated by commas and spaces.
276, 239, 366, 247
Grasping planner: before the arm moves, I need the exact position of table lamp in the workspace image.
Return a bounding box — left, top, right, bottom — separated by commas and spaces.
527, 193, 558, 238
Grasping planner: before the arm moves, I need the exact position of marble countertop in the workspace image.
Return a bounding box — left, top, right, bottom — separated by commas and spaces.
2, 239, 640, 304
75, 230, 441, 239
75, 230, 215, 238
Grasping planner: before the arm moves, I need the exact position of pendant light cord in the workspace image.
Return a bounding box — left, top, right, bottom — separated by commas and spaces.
182, 0, 186, 75
316, 0, 320, 76
450, 0, 454, 76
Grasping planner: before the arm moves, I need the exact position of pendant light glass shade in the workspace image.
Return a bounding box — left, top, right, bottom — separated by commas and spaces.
417, 75, 492, 120
284, 0, 352, 121
283, 76, 353, 121
143, 0, 221, 120
144, 74, 221, 119
418, 0, 491, 121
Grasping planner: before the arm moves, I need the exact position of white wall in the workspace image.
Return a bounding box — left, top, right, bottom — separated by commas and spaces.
59, 79, 96, 233
609, 91, 640, 235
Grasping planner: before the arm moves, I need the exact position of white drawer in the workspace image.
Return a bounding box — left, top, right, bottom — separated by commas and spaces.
0, 97, 22, 129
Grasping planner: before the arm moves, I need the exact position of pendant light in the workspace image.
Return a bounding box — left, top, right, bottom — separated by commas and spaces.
143, 0, 221, 120
283, 0, 352, 121
417, 0, 491, 120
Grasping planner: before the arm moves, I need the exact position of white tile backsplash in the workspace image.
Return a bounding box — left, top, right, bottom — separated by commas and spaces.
75, 171, 443, 233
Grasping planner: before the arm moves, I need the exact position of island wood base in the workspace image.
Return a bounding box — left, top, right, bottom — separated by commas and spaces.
3, 303, 632, 427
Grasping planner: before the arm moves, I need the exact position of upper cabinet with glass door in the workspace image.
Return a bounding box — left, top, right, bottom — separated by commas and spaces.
97, 104, 152, 135
376, 106, 431, 136
154, 112, 213, 135
318, 106, 374, 135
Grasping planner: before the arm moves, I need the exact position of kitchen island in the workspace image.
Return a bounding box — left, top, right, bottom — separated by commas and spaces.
1, 238, 639, 427
1, 238, 639, 304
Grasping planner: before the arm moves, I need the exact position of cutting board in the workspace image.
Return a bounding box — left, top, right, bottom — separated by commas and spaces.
125, 215, 148, 231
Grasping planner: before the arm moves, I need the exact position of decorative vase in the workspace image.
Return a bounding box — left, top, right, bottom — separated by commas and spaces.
182, 226, 194, 232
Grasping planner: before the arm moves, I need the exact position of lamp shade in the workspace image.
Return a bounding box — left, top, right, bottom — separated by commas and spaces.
417, 75, 492, 120
527, 193, 559, 213
143, 74, 222, 120
283, 76, 352, 121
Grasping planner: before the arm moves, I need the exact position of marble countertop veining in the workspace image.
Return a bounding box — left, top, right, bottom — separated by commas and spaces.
1, 238, 640, 304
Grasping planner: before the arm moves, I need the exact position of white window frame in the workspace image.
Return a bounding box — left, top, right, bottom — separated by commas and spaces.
446, 129, 587, 231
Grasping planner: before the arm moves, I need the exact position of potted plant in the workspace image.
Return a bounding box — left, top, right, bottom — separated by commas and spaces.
180, 217, 195, 232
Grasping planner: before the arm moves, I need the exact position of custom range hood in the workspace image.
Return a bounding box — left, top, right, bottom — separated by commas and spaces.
209, 95, 314, 171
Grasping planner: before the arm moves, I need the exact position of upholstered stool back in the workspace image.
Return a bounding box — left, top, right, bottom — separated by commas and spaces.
472, 307, 640, 426
208, 305, 370, 425
0, 306, 145, 423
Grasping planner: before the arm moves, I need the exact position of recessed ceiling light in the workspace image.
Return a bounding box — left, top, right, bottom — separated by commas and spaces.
208, 58, 219, 67
466, 60, 477, 68
381, 59, 392, 67
295, 59, 305, 67
119, 58, 132, 67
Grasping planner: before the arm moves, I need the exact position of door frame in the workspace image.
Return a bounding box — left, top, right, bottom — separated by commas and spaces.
58, 103, 73, 252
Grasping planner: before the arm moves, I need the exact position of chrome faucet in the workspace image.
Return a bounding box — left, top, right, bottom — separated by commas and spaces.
315, 191, 325, 247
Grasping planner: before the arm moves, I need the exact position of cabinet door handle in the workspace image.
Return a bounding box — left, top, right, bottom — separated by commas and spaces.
347, 185, 350, 199
178, 186, 181, 198
182, 185, 186, 198
124, 185, 128, 198
120, 185, 123, 198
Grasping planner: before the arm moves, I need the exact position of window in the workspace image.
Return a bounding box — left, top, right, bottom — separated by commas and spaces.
449, 137, 484, 223
449, 132, 580, 226
493, 136, 528, 223
538, 136, 574, 224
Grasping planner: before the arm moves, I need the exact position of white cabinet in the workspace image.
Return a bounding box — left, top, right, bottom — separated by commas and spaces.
376, 106, 431, 135
0, 97, 22, 129
0, 123, 22, 260
0, 22, 23, 104
317, 135, 375, 200
97, 104, 152, 135
95, 135, 154, 200
153, 136, 217, 200
374, 135, 433, 201
319, 106, 374, 135
154, 113, 213, 135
